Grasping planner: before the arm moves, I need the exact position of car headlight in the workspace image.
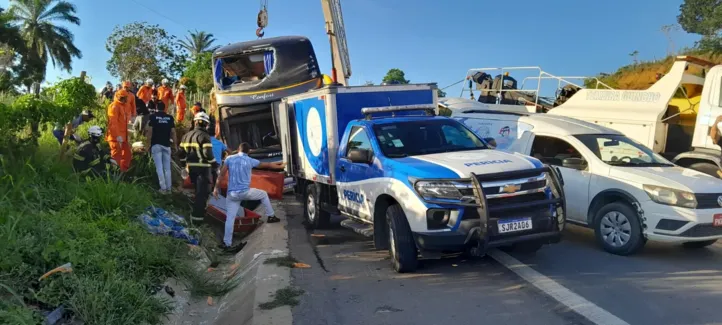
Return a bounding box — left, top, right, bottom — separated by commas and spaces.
412, 179, 470, 200
643, 185, 697, 208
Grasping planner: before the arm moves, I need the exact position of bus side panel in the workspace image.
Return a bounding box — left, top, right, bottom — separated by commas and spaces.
292, 96, 332, 183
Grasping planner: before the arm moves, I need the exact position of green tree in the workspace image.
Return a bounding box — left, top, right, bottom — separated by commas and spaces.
105, 22, 187, 83
182, 51, 213, 93
179, 30, 220, 58
382, 68, 410, 84
678, 0, 722, 51
7, 0, 82, 83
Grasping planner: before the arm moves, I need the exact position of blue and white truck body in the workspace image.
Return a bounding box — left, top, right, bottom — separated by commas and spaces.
277, 83, 566, 272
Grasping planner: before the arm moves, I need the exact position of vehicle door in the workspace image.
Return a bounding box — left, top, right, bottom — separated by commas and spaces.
529, 135, 592, 223
336, 126, 375, 221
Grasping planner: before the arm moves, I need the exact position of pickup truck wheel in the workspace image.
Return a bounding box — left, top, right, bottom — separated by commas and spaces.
688, 162, 721, 178
304, 184, 330, 229
682, 240, 718, 249
386, 204, 418, 273
593, 202, 646, 256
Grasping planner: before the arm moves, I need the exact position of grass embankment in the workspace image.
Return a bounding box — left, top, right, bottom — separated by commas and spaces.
589, 50, 722, 90
0, 113, 229, 324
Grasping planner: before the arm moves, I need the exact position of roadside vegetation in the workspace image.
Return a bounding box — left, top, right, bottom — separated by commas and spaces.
584, 0, 722, 90
0, 77, 231, 324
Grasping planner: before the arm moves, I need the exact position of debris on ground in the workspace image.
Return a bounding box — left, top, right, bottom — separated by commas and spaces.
138, 207, 199, 244
38, 263, 73, 281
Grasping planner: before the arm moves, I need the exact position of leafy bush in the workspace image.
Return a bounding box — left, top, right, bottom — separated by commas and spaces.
0, 77, 230, 324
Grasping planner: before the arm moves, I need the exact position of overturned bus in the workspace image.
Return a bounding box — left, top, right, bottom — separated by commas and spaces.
212, 36, 326, 162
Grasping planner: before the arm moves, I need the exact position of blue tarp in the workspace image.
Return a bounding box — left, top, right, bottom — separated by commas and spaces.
214, 58, 225, 90
264, 51, 274, 76
138, 207, 199, 245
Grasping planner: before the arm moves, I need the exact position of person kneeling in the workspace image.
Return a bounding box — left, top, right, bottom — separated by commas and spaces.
73, 126, 115, 177
213, 143, 286, 253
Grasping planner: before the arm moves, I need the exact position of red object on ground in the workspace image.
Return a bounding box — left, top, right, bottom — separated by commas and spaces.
206, 197, 261, 233
183, 169, 285, 199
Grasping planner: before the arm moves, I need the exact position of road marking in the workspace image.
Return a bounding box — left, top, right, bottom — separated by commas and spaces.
488, 249, 630, 325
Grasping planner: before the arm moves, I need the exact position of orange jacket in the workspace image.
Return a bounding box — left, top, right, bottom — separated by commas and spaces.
107, 91, 128, 142
125, 91, 136, 122
137, 85, 153, 104
157, 85, 173, 108
175, 91, 187, 121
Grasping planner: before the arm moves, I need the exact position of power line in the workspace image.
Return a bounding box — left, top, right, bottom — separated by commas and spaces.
127, 0, 193, 32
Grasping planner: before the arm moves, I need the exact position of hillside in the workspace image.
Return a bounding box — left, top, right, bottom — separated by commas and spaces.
586, 50, 722, 90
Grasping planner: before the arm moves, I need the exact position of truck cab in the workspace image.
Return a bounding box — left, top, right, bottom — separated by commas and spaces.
279, 84, 565, 273
449, 101, 722, 256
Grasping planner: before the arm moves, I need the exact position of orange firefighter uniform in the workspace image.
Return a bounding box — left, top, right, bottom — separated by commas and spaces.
122, 81, 136, 124
137, 84, 153, 105
175, 90, 187, 122
107, 90, 132, 172
157, 84, 173, 112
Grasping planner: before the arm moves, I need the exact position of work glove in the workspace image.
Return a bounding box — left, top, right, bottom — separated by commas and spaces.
116, 136, 123, 143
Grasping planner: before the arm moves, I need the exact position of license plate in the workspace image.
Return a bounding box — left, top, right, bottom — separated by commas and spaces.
714, 214, 722, 227
498, 218, 533, 233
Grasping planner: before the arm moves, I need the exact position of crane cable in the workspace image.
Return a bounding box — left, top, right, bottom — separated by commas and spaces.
256, 0, 269, 38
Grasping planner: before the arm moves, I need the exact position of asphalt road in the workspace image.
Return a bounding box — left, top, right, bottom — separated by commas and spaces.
282, 198, 722, 325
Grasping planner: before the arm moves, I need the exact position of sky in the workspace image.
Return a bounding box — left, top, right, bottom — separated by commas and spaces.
0, 0, 701, 96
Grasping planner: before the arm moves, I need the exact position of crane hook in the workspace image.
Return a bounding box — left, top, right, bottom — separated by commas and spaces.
256, 0, 268, 38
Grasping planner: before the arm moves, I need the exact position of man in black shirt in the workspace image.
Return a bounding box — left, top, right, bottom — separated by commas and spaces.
147, 93, 165, 115
133, 93, 150, 135
145, 106, 177, 194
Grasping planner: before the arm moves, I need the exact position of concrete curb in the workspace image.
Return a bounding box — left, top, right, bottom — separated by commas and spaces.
164, 201, 293, 325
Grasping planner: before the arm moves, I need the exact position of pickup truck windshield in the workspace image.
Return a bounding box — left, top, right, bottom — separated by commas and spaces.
575, 134, 674, 167
373, 119, 488, 157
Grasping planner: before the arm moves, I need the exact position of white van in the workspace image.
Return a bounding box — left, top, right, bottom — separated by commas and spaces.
448, 99, 722, 255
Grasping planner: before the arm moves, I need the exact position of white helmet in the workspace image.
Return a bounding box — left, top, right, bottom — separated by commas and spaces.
88, 125, 103, 138
145, 78, 153, 85
193, 112, 210, 123
180, 85, 187, 89
161, 78, 169, 85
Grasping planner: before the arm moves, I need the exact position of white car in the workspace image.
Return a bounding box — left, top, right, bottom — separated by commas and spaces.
450, 102, 722, 255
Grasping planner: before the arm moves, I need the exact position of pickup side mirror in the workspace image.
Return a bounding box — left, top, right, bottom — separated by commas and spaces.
562, 157, 587, 170
347, 148, 372, 164
483, 137, 497, 148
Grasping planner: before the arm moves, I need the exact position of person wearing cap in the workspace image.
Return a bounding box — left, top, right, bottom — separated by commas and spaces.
73, 125, 115, 177
107, 90, 132, 172
145, 101, 177, 194
100, 82, 114, 101
137, 79, 154, 105
177, 112, 218, 222
175, 85, 188, 122
157, 79, 173, 114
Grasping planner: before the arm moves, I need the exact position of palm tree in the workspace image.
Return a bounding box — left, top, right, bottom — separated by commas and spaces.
7, 0, 82, 82
179, 30, 220, 58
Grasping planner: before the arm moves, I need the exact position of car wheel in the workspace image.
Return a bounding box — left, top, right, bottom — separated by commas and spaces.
688, 162, 721, 178
682, 240, 718, 249
386, 204, 418, 273
304, 184, 330, 229
593, 202, 646, 255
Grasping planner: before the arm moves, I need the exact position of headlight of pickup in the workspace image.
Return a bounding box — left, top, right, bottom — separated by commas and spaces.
412, 179, 471, 200
643, 185, 697, 208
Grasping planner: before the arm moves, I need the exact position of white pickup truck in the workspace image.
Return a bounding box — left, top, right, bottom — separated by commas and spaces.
448, 99, 722, 255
